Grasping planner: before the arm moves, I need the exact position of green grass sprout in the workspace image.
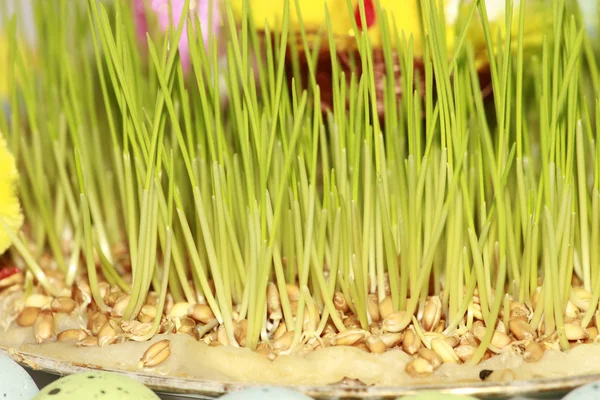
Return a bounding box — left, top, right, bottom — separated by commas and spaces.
1, 0, 599, 369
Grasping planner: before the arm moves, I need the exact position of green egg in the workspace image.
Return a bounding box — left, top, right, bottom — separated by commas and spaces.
398, 392, 480, 400
34, 371, 160, 399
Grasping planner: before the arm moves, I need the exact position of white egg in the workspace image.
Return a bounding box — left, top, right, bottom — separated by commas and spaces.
219, 387, 314, 399
0, 354, 40, 399
563, 381, 600, 400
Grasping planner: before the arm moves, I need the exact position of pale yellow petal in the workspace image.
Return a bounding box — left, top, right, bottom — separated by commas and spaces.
0, 131, 23, 254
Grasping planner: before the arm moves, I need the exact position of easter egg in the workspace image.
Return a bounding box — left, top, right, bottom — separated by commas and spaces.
34, 371, 159, 399
219, 387, 314, 399
0, 355, 40, 399
563, 381, 600, 400
399, 392, 480, 400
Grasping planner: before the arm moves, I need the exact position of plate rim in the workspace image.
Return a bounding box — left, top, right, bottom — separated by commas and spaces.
1, 345, 593, 399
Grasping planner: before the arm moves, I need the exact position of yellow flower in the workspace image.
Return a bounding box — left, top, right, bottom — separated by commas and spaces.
229, 0, 550, 64
230, 0, 427, 52
0, 131, 23, 254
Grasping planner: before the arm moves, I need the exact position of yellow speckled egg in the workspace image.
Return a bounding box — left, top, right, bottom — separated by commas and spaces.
34, 371, 159, 400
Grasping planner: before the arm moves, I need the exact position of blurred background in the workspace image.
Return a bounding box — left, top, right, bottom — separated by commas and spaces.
0, 0, 599, 97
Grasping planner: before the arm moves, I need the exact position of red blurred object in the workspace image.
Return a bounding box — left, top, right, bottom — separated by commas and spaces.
0, 266, 21, 281
354, 0, 376, 29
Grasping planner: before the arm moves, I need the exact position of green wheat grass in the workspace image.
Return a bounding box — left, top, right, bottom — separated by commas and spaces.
1, 0, 599, 365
